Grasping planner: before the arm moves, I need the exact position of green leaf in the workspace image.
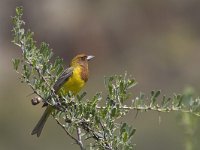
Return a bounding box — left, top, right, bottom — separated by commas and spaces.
122, 132, 128, 143
150, 90, 161, 105
23, 64, 30, 79
119, 80, 124, 92
151, 90, 155, 96
161, 96, 171, 108
127, 79, 137, 89
77, 92, 87, 101
53, 57, 64, 76
16, 6, 23, 16
155, 90, 161, 98
111, 107, 117, 117
12, 59, 20, 70
40, 42, 53, 60
129, 128, 136, 138
177, 94, 183, 107
108, 84, 113, 95
120, 123, 127, 133
139, 92, 145, 100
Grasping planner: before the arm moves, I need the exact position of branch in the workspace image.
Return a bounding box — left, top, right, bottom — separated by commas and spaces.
77, 127, 84, 150
55, 118, 84, 149
18, 40, 60, 104
95, 104, 200, 118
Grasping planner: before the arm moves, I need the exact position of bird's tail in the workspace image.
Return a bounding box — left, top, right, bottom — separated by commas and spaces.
31, 106, 52, 137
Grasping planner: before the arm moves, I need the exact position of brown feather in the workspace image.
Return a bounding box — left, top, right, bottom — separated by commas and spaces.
73, 54, 89, 82
81, 65, 89, 82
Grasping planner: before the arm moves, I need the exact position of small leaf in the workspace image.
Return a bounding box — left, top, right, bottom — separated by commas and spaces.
111, 107, 117, 117
129, 128, 136, 138
127, 79, 137, 89
150, 90, 161, 105
162, 96, 171, 108
151, 90, 155, 96
42, 64, 47, 74
108, 84, 113, 95
120, 123, 127, 133
16, 7, 23, 16
122, 132, 128, 143
119, 81, 124, 92
77, 92, 87, 101
12, 59, 20, 70
177, 95, 183, 107
139, 92, 145, 100
161, 95, 166, 106
155, 90, 161, 98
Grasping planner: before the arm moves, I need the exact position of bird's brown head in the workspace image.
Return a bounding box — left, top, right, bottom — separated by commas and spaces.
70, 54, 94, 68
70, 54, 94, 82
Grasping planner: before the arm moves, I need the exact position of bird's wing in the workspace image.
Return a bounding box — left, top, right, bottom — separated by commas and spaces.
53, 67, 74, 92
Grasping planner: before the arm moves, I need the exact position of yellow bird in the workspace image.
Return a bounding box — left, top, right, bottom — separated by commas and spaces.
31, 54, 94, 137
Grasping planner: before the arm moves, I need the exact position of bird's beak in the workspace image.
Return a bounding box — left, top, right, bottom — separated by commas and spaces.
87, 55, 95, 61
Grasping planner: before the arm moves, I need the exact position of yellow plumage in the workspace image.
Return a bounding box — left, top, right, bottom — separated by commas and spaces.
58, 66, 85, 95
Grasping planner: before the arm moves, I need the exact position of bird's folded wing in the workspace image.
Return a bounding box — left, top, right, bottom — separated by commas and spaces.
53, 67, 74, 92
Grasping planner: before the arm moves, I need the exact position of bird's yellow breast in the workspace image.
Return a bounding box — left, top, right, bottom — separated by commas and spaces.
57, 66, 85, 96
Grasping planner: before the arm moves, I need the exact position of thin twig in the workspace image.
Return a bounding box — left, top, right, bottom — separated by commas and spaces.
17, 71, 55, 107
96, 105, 200, 116
80, 121, 112, 150
55, 119, 80, 144
77, 127, 84, 150
55, 118, 85, 150
16, 70, 43, 99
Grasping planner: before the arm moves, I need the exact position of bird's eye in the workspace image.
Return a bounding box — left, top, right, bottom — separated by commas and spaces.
81, 56, 86, 61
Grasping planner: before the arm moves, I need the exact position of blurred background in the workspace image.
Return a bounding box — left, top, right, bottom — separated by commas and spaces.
1, 0, 200, 150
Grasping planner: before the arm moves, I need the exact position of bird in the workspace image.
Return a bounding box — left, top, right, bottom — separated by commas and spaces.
31, 54, 94, 137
